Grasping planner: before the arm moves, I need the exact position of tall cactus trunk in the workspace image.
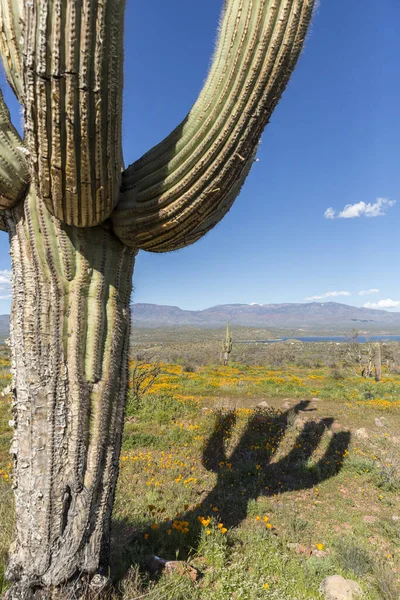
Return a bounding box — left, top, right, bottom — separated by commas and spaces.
374, 343, 382, 382
5, 190, 135, 594
223, 352, 229, 367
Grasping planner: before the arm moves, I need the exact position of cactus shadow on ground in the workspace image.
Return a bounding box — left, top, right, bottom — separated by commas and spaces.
110, 401, 351, 584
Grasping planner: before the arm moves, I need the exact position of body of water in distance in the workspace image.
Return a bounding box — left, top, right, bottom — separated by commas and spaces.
238, 335, 400, 344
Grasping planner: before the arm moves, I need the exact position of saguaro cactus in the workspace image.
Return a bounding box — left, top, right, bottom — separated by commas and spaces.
223, 322, 233, 366
374, 343, 382, 382
0, 0, 315, 596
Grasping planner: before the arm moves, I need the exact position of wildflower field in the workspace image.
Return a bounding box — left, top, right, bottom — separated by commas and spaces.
0, 345, 399, 599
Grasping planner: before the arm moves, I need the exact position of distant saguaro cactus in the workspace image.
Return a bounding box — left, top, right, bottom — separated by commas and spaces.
0, 0, 315, 596
374, 343, 382, 382
223, 322, 233, 366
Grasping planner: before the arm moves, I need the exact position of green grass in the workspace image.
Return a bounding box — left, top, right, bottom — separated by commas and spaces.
0, 352, 400, 598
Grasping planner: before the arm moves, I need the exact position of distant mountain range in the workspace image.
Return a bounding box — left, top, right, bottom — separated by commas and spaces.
0, 315, 9, 339
2, 302, 400, 338
131, 302, 400, 331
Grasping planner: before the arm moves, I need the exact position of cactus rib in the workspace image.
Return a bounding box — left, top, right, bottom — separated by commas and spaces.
0, 0, 24, 99
7, 190, 135, 585
112, 0, 314, 252
22, 0, 125, 227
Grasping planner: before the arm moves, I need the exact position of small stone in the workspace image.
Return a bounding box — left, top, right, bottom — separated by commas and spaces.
147, 556, 199, 582
312, 549, 328, 558
1, 384, 12, 397
89, 574, 111, 597
164, 561, 199, 582
330, 422, 343, 433
287, 542, 312, 556
391, 436, 400, 445
355, 428, 368, 440
375, 417, 384, 428
363, 515, 376, 524
257, 401, 270, 409
293, 416, 307, 430
320, 575, 363, 599
392, 515, 400, 522
312, 397, 322, 402
281, 401, 291, 410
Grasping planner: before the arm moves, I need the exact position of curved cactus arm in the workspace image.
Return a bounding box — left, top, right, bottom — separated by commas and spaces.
0, 210, 6, 230
0, 0, 24, 99
0, 88, 30, 210
112, 0, 315, 252
20, 0, 125, 228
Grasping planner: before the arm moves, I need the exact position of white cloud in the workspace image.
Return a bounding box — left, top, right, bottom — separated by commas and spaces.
0, 270, 11, 284
359, 288, 379, 296
305, 291, 351, 301
364, 299, 400, 309
324, 198, 395, 220
324, 207, 335, 220
0, 270, 12, 300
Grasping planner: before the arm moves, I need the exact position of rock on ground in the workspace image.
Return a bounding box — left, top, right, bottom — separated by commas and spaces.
293, 415, 308, 430
330, 421, 343, 433
257, 401, 270, 409
355, 428, 368, 439
320, 575, 362, 600
147, 556, 199, 582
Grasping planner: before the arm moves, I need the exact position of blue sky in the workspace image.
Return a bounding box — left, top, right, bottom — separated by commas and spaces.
1, 0, 399, 313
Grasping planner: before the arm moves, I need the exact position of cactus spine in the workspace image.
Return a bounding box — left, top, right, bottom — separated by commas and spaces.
0, 0, 315, 595
223, 322, 233, 366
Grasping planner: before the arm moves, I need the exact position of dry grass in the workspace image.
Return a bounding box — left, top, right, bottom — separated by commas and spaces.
0, 348, 399, 598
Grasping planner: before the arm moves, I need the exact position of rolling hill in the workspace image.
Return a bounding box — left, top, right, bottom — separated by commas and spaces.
131, 302, 400, 331
2, 302, 400, 339
0, 315, 9, 340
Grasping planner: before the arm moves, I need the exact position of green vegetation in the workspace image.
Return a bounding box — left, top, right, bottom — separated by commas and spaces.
1, 343, 399, 598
